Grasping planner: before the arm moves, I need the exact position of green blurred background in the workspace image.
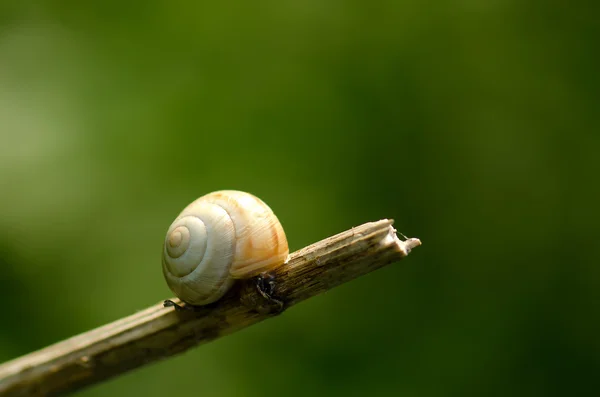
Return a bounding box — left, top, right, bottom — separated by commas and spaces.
0, 1, 598, 396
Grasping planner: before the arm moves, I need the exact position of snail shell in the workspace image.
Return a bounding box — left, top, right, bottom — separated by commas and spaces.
162, 190, 289, 305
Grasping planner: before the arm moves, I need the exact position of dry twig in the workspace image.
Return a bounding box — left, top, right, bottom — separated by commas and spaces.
0, 219, 421, 396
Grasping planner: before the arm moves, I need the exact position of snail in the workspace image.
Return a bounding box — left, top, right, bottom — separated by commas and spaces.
162, 190, 289, 308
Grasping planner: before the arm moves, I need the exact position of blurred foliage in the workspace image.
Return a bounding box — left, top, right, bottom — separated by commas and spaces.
0, 1, 598, 396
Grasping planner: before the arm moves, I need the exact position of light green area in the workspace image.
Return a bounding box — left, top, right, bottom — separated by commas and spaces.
0, 1, 598, 396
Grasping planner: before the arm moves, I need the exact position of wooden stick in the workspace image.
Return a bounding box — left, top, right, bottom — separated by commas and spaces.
0, 220, 421, 397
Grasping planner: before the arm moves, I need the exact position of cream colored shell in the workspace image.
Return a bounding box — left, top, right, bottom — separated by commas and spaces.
162, 190, 289, 305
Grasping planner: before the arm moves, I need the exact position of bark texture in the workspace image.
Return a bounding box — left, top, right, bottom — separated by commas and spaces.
0, 219, 421, 397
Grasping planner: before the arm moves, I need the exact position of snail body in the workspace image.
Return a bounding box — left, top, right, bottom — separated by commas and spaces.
162, 190, 289, 306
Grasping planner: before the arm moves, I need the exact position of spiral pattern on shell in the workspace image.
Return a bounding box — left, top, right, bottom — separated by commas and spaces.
162, 190, 289, 305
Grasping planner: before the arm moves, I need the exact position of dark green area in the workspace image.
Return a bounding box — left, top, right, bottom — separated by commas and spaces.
0, 1, 598, 396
